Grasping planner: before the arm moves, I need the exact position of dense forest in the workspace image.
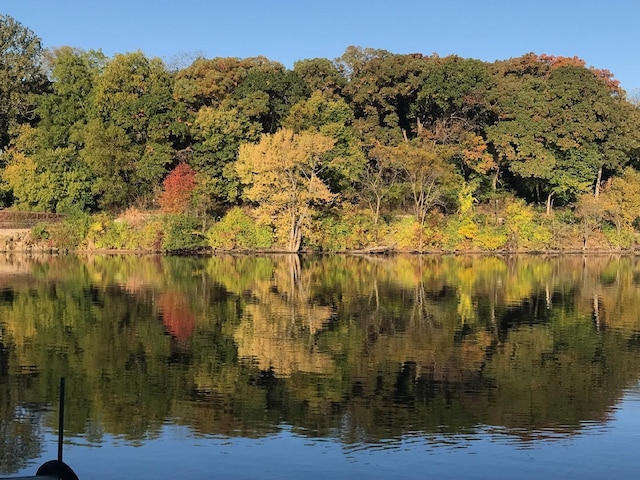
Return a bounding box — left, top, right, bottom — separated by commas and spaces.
2, 15, 640, 252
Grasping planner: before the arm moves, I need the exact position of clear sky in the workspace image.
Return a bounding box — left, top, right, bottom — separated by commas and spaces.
3, 0, 639, 93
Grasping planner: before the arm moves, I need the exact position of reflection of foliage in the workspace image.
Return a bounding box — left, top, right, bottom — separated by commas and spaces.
0, 381, 44, 474
157, 291, 195, 345
1, 253, 640, 468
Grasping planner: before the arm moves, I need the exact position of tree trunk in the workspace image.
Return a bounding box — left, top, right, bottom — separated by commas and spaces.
374, 195, 381, 226
594, 165, 603, 197
546, 192, 554, 215
288, 216, 302, 252
593, 294, 600, 330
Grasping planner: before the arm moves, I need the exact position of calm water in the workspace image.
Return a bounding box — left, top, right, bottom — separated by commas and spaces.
1, 254, 640, 479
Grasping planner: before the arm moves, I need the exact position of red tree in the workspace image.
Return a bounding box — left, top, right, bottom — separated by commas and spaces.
158, 163, 197, 213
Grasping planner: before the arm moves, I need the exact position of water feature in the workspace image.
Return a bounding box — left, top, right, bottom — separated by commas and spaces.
1, 254, 639, 479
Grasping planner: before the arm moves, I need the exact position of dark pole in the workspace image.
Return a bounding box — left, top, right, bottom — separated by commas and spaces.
58, 377, 65, 463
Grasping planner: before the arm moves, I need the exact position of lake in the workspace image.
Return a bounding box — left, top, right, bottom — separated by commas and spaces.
1, 253, 640, 479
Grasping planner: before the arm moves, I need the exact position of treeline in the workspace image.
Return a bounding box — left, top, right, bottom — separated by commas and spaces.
2, 15, 640, 252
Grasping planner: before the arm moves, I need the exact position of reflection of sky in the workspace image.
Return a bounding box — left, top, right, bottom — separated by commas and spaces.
15, 385, 640, 480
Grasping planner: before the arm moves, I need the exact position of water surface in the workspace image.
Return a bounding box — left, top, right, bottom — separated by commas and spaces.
1, 254, 640, 479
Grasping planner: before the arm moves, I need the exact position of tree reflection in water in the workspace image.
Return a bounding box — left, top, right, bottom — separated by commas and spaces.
1, 253, 640, 473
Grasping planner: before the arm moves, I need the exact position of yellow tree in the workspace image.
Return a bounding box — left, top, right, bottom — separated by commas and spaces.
600, 168, 640, 247
236, 128, 335, 252
373, 138, 459, 250
574, 193, 605, 250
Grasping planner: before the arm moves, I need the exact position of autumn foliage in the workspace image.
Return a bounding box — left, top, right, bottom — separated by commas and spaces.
3, 12, 640, 253
158, 163, 197, 214
538, 54, 621, 92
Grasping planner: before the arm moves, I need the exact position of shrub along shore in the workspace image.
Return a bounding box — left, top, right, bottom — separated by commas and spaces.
3, 201, 637, 255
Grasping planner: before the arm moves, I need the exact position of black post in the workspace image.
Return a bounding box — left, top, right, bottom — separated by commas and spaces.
58, 377, 65, 462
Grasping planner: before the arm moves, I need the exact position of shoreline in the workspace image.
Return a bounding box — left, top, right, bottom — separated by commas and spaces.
1, 228, 638, 256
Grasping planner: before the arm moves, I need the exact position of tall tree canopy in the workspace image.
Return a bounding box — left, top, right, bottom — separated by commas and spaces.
338, 47, 428, 144
232, 67, 309, 134
487, 57, 638, 212
36, 47, 106, 148
2, 13, 640, 253
173, 56, 274, 112
0, 15, 46, 150
83, 51, 180, 210
1, 47, 102, 211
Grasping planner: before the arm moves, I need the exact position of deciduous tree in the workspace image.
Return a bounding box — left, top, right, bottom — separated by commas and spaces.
358, 150, 400, 226
236, 128, 335, 252
0, 15, 46, 149
36, 47, 105, 148
173, 56, 277, 112
190, 105, 261, 206
337, 47, 427, 144
158, 163, 197, 214
293, 58, 346, 99
412, 55, 493, 133
487, 59, 635, 213
232, 67, 309, 134
574, 193, 605, 250
84, 51, 180, 209
600, 168, 640, 244
284, 91, 365, 195
372, 138, 459, 250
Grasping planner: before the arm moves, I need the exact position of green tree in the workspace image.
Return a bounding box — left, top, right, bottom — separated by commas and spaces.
190, 105, 261, 206
173, 56, 273, 112
293, 58, 346, 99
3, 128, 94, 212
337, 47, 428, 144
487, 58, 635, 213
284, 91, 365, 195
412, 55, 493, 132
2, 47, 105, 212
81, 119, 140, 210
411, 55, 495, 196
36, 47, 106, 148
232, 65, 309, 134
83, 51, 180, 209
0, 15, 46, 150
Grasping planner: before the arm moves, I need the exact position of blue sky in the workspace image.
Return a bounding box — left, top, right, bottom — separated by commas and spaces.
3, 0, 639, 93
